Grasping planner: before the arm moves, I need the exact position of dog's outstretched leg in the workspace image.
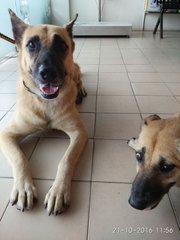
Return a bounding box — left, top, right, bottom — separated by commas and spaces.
0, 117, 38, 211
44, 110, 88, 215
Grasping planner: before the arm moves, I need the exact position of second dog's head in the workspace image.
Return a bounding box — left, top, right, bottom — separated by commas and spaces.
9, 9, 78, 99
128, 114, 180, 210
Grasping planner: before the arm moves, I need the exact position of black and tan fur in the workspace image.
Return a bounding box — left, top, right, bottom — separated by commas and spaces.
128, 114, 180, 210
0, 9, 88, 215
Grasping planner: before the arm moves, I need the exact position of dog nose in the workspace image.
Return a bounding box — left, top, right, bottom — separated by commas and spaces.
40, 67, 57, 82
128, 195, 148, 210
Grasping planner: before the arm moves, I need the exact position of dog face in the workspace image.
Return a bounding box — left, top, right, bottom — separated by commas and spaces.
129, 115, 180, 210
9, 9, 78, 99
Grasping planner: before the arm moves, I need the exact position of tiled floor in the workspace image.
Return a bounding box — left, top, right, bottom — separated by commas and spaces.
0, 32, 180, 240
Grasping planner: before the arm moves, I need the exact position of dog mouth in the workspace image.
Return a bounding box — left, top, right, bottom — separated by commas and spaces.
39, 83, 60, 99
144, 201, 160, 211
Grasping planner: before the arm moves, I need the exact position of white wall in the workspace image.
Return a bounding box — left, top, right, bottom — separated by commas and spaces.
51, 0, 70, 25
52, 0, 180, 31
0, 0, 50, 60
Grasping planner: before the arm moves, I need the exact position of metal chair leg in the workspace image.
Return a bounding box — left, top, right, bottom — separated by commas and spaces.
153, 17, 160, 34
160, 10, 163, 38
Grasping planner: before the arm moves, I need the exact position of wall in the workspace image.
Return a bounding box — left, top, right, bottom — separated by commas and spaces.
51, 0, 70, 26
52, 0, 180, 31
0, 0, 50, 60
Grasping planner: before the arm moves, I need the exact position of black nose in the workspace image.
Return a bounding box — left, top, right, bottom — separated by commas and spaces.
40, 67, 57, 82
128, 195, 148, 210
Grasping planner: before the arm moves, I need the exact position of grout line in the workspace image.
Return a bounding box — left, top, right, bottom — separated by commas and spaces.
0, 201, 10, 222
168, 194, 180, 230
0, 103, 16, 122
86, 37, 101, 240
118, 43, 143, 121
28, 137, 41, 161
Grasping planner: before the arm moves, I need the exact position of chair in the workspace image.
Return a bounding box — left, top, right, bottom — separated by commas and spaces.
153, 0, 180, 38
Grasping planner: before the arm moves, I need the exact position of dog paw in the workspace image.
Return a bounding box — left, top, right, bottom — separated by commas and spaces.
127, 137, 137, 150
10, 179, 37, 211
76, 87, 87, 104
44, 182, 71, 216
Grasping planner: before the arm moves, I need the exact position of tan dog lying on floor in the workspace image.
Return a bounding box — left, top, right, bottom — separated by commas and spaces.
128, 114, 180, 210
0, 9, 88, 215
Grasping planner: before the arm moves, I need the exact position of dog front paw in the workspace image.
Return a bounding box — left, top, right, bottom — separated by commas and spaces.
76, 87, 87, 104
10, 178, 37, 211
44, 182, 71, 216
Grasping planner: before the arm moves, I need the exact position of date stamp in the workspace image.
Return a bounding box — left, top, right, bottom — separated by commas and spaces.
112, 226, 174, 234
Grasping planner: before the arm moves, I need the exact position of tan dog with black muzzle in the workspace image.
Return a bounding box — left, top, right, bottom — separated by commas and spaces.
0, 9, 88, 215
128, 114, 180, 210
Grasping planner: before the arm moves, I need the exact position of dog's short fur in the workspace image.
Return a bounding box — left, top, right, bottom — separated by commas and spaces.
128, 114, 180, 210
0, 9, 88, 215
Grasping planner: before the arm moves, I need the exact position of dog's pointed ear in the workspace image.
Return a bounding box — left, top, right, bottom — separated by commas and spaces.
8, 9, 27, 45
175, 139, 180, 153
64, 14, 78, 38
144, 114, 161, 125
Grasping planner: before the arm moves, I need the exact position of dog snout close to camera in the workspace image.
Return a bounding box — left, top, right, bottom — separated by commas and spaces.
128, 114, 180, 210
0, 9, 88, 215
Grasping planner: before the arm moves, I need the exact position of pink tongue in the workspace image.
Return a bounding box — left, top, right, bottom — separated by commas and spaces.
40, 84, 59, 95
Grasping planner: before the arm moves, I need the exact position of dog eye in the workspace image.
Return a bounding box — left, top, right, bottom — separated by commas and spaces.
159, 161, 176, 173
135, 152, 144, 163
27, 41, 36, 50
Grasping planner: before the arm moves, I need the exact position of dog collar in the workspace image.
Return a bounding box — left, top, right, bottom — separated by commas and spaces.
23, 80, 39, 96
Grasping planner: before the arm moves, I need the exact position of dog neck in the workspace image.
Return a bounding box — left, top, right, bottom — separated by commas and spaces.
23, 80, 39, 96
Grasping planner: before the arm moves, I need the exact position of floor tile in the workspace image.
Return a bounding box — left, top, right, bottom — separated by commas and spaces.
88, 183, 180, 240
0, 112, 14, 130
99, 73, 129, 82
0, 72, 14, 81
118, 40, 137, 48
30, 138, 93, 181
97, 96, 139, 113
158, 73, 180, 83
98, 82, 133, 96
154, 64, 180, 73
129, 73, 162, 83
0, 178, 12, 219
169, 187, 180, 228
132, 83, 171, 95
136, 96, 180, 114
77, 57, 99, 65
92, 140, 136, 182
77, 96, 96, 113
0, 180, 90, 240
0, 136, 39, 177
83, 83, 97, 95
95, 114, 141, 139
176, 97, 180, 103
80, 64, 99, 73
0, 81, 16, 93
0, 111, 6, 120
166, 83, 180, 95
0, 94, 16, 111
100, 57, 123, 65
99, 65, 126, 73
123, 56, 149, 65
126, 65, 156, 73
81, 73, 98, 83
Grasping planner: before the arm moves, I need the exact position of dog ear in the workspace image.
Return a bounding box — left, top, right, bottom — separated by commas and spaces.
175, 139, 180, 153
8, 9, 27, 46
64, 14, 78, 38
144, 114, 161, 125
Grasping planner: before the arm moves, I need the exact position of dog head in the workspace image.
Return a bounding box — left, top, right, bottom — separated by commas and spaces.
9, 9, 78, 99
129, 114, 180, 210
